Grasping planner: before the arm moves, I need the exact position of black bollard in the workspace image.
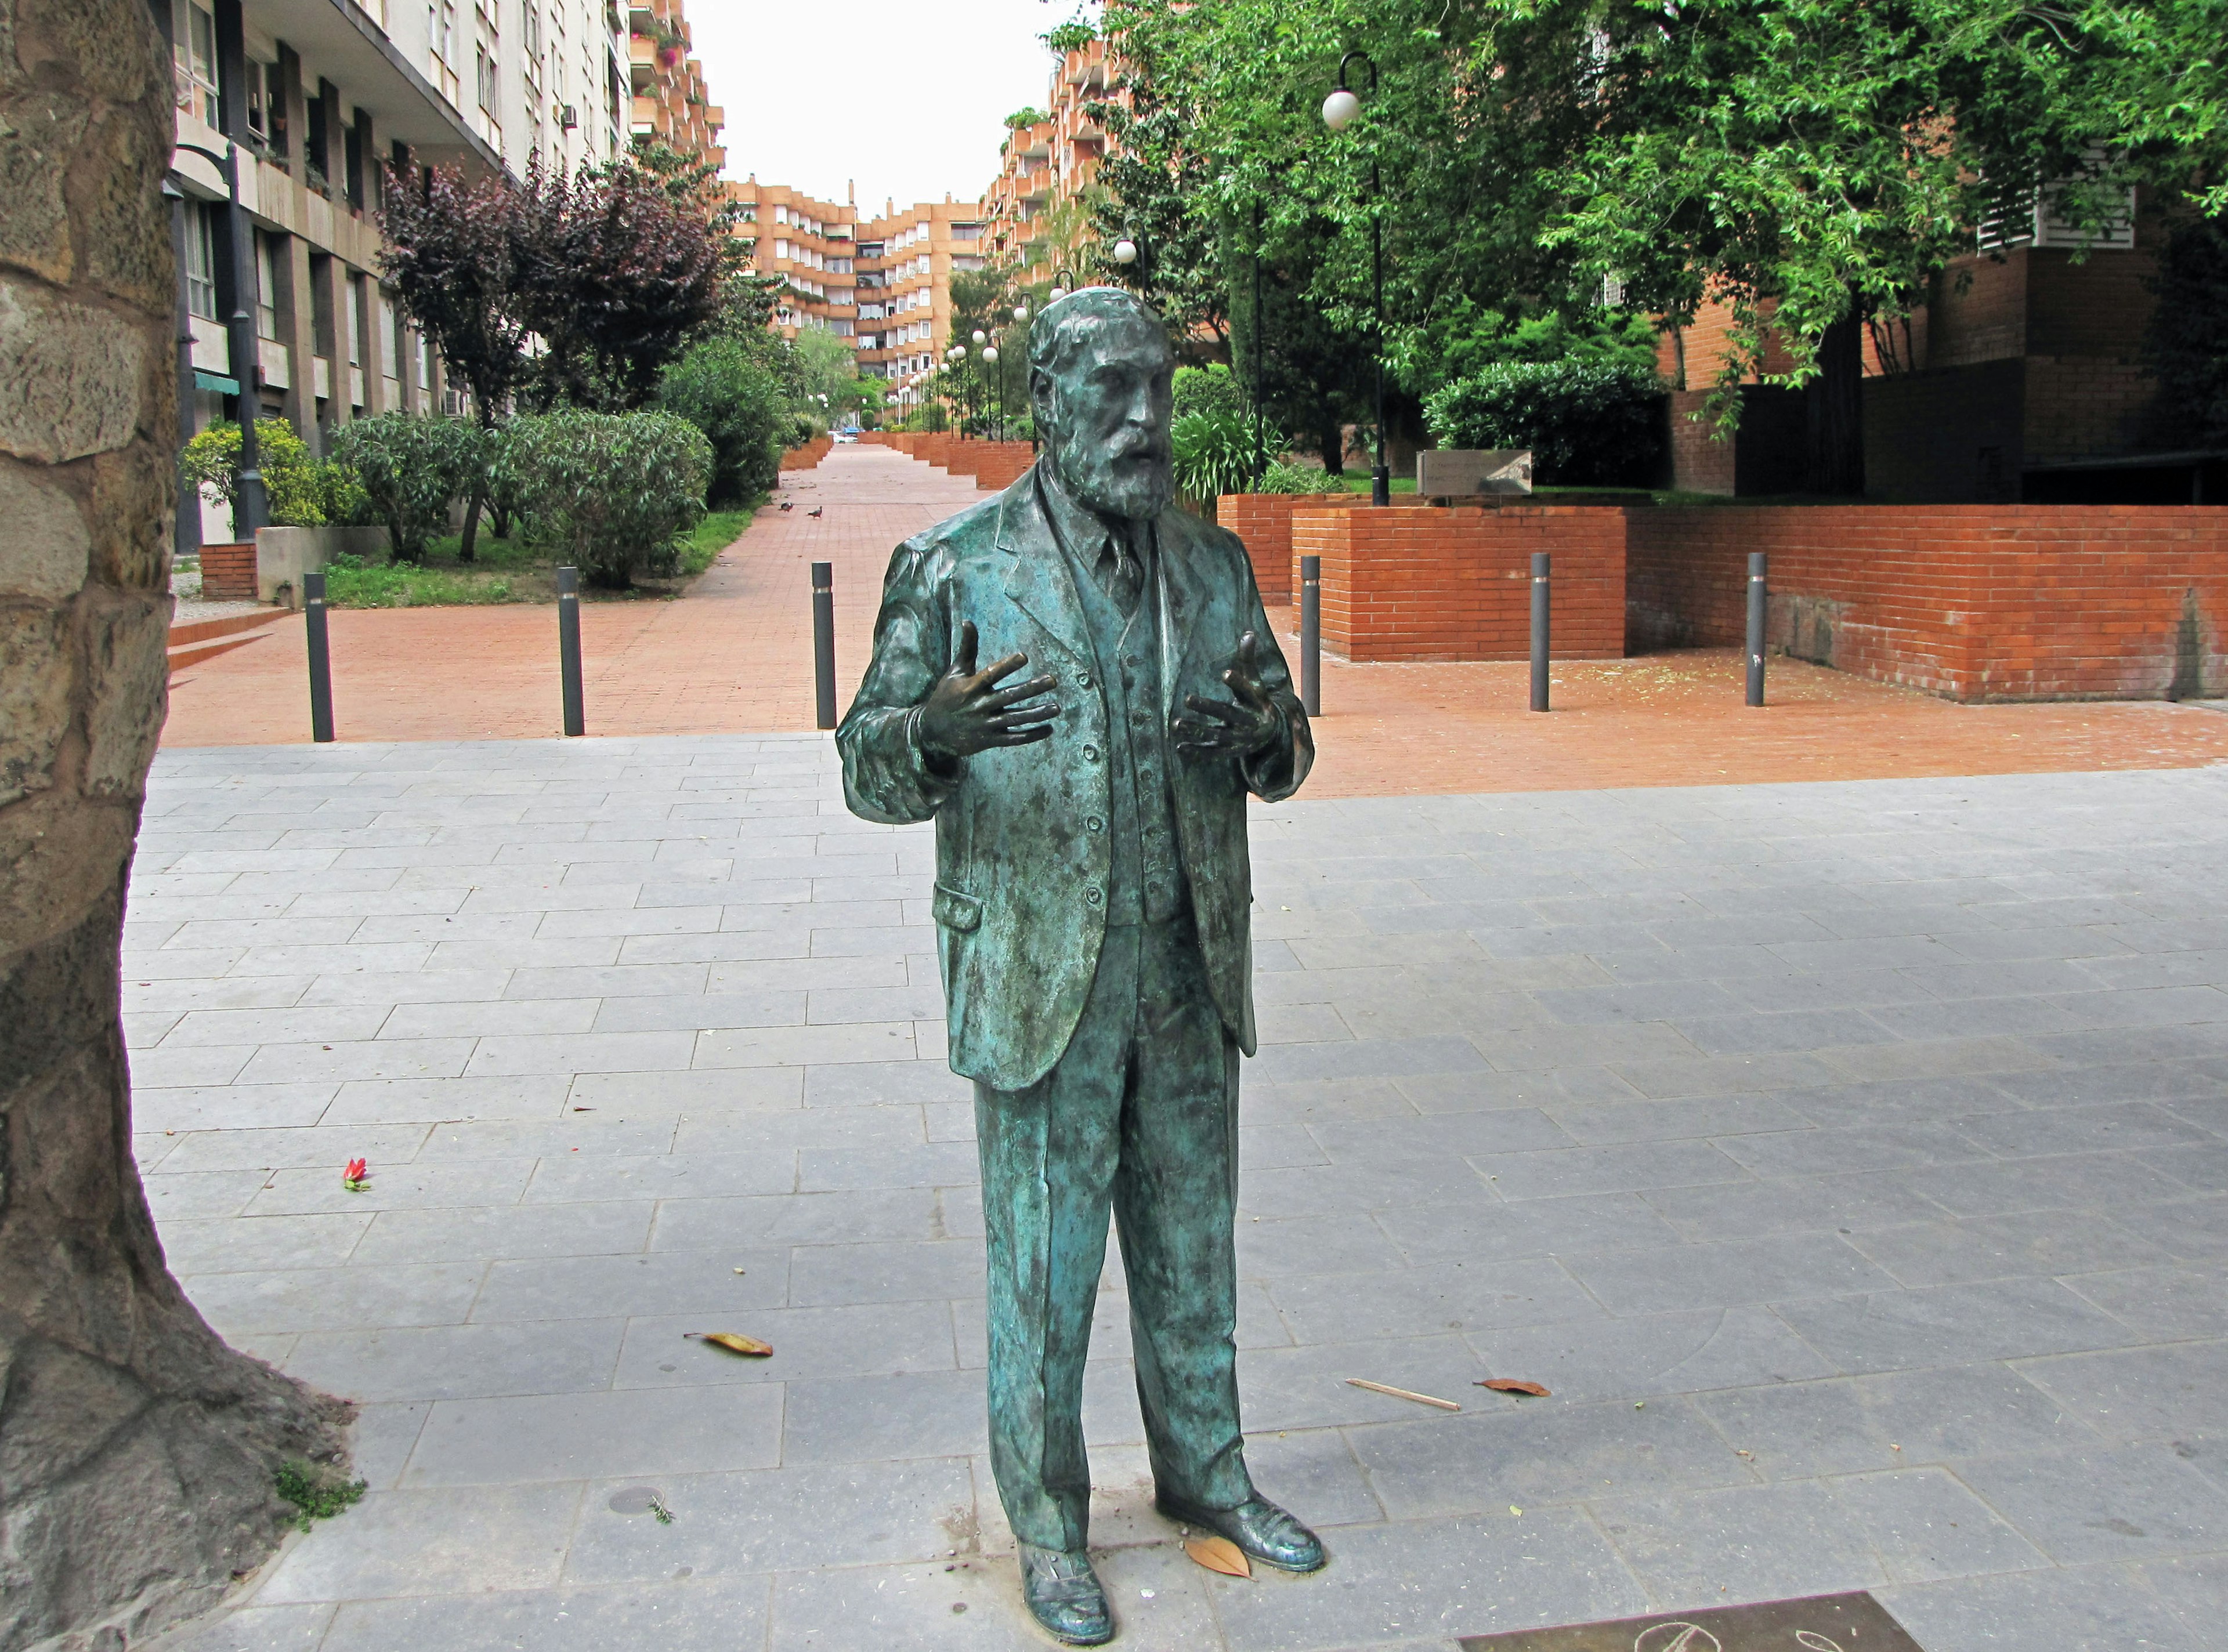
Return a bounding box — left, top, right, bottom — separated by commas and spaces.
1300, 554, 1322, 717
1529, 552, 1551, 713
812, 560, 837, 730
304, 570, 334, 744
1746, 550, 1768, 707
556, 566, 585, 736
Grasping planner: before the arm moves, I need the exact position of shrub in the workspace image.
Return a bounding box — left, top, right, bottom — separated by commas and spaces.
329, 415, 481, 563
655, 336, 789, 504
1173, 363, 1247, 423
495, 410, 711, 588
1171, 408, 1283, 503
1424, 361, 1666, 486
179, 418, 332, 527
1254, 461, 1336, 495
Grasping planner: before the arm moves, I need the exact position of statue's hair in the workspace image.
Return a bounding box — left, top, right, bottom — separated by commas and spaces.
1027, 287, 1171, 379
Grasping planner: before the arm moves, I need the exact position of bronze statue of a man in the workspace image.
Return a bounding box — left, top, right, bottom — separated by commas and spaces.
837, 289, 1321, 1644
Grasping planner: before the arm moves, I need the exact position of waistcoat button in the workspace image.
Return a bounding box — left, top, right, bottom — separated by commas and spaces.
1082, 744, 1099, 762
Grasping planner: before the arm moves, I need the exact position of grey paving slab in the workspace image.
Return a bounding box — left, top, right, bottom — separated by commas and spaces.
133, 744, 2228, 1650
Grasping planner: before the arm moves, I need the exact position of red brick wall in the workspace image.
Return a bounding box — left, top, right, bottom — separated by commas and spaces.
1218, 492, 1364, 603
1626, 505, 2228, 701
199, 541, 257, 601
1292, 505, 1628, 662
779, 435, 834, 472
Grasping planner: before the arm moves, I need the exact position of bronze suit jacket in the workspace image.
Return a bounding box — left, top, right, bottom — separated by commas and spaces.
836, 465, 1313, 1091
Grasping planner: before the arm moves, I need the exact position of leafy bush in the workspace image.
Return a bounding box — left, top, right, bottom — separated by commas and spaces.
655, 336, 790, 504
273, 1459, 366, 1534
1424, 361, 1665, 486
494, 410, 711, 588
179, 418, 334, 527
329, 415, 481, 563
1040, 18, 1096, 53
1254, 462, 1337, 495
1173, 363, 1248, 423
1171, 409, 1283, 503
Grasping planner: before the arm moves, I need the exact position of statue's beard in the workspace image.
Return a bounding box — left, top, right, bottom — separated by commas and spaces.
1051, 425, 1173, 521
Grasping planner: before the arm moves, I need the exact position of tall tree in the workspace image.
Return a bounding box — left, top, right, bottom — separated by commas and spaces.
378, 155, 538, 557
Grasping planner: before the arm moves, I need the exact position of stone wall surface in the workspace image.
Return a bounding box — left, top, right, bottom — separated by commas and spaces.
0, 4, 349, 1649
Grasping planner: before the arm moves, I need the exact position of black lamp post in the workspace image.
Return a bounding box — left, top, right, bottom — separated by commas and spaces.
172, 137, 269, 536
1323, 50, 1391, 508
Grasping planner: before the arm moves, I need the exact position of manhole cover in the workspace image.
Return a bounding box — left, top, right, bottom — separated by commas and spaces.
1459, 1592, 1926, 1652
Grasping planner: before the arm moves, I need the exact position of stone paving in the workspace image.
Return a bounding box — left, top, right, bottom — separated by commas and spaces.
131, 737, 2228, 1652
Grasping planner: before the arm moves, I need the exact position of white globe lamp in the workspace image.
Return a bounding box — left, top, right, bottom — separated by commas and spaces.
1112, 239, 1137, 265
1322, 88, 1362, 130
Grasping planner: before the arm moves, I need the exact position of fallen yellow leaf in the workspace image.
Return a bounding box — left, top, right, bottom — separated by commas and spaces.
1478, 1379, 1551, 1397
686, 1332, 773, 1357
1183, 1534, 1251, 1578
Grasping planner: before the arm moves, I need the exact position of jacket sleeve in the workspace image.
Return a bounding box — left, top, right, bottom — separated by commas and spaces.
837, 539, 964, 826
1235, 543, 1313, 805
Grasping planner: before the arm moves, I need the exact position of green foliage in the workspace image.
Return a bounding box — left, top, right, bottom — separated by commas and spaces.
328, 415, 481, 563
1392, 301, 1662, 400
273, 1460, 366, 1534
495, 411, 711, 589
1004, 107, 1050, 131
1254, 461, 1337, 495
1041, 16, 1097, 55
320, 550, 513, 607
1173, 364, 1247, 422
656, 337, 791, 504
2146, 215, 2228, 447
1171, 408, 1283, 502
1424, 361, 1666, 488
179, 419, 335, 527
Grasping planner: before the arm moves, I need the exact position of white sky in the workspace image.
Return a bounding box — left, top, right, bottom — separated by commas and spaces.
692, 1, 1101, 216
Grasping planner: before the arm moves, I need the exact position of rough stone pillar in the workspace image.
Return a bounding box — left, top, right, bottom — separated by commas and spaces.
0, 4, 350, 1650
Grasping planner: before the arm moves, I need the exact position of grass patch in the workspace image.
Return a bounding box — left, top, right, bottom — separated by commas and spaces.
679, 505, 759, 575
321, 498, 763, 608
274, 1459, 367, 1534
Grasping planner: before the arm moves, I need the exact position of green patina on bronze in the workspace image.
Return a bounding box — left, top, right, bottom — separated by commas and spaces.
837, 289, 1317, 1642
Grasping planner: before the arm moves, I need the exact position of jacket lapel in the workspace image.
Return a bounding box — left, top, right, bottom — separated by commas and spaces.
997, 469, 1093, 666
1152, 506, 1214, 720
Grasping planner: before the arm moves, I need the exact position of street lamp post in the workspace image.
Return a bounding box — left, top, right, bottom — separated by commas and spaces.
172, 137, 269, 536
1323, 50, 1391, 508
1048, 265, 1077, 302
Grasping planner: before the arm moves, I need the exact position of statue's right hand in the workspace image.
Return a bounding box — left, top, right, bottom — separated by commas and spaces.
918, 621, 1058, 759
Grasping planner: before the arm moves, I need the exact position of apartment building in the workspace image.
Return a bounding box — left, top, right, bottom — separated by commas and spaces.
164, 0, 636, 542
726, 180, 988, 405
626, 0, 724, 169
983, 37, 1122, 282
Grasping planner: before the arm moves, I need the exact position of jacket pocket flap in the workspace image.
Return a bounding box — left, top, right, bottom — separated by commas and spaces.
932, 883, 983, 932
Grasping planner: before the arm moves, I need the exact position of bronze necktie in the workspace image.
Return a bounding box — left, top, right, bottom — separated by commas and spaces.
1095, 525, 1143, 614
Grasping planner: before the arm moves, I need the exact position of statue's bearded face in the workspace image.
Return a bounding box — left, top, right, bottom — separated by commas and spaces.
1033, 314, 1176, 521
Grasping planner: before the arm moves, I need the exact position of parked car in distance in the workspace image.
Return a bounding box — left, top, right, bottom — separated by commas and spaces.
834, 429, 859, 444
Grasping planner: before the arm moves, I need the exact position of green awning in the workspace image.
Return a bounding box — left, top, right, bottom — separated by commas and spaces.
192, 369, 240, 396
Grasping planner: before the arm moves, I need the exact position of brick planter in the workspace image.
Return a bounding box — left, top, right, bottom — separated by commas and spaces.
1627, 504, 2228, 701
1292, 505, 1628, 662
198, 540, 258, 601
1217, 492, 1366, 604
779, 435, 834, 472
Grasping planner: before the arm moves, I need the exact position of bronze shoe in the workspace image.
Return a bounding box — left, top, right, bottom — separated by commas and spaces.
1018, 1541, 1115, 1645
1156, 1491, 1328, 1573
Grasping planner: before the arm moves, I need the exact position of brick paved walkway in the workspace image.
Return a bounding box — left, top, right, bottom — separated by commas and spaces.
134, 740, 2228, 1651
160, 448, 2228, 796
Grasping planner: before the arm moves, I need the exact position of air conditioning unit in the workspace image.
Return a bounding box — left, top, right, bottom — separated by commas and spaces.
560, 104, 578, 131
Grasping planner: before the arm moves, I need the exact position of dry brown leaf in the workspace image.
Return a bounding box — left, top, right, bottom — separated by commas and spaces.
686, 1332, 773, 1357
1477, 1379, 1551, 1397
1183, 1534, 1251, 1578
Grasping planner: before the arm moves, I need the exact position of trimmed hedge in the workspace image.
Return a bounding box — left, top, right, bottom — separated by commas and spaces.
1424, 361, 1665, 486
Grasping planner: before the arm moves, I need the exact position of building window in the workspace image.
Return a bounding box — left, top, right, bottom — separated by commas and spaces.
173, 0, 219, 124
183, 201, 218, 321
430, 0, 460, 103
255, 233, 278, 340
244, 59, 271, 142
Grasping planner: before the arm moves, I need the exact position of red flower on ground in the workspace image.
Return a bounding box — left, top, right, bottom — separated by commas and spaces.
343, 1158, 369, 1190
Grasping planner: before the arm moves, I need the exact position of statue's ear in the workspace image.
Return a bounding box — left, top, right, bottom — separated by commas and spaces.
1029, 367, 1056, 426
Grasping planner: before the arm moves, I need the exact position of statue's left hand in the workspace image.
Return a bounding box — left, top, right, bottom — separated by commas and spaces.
1173, 631, 1283, 758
